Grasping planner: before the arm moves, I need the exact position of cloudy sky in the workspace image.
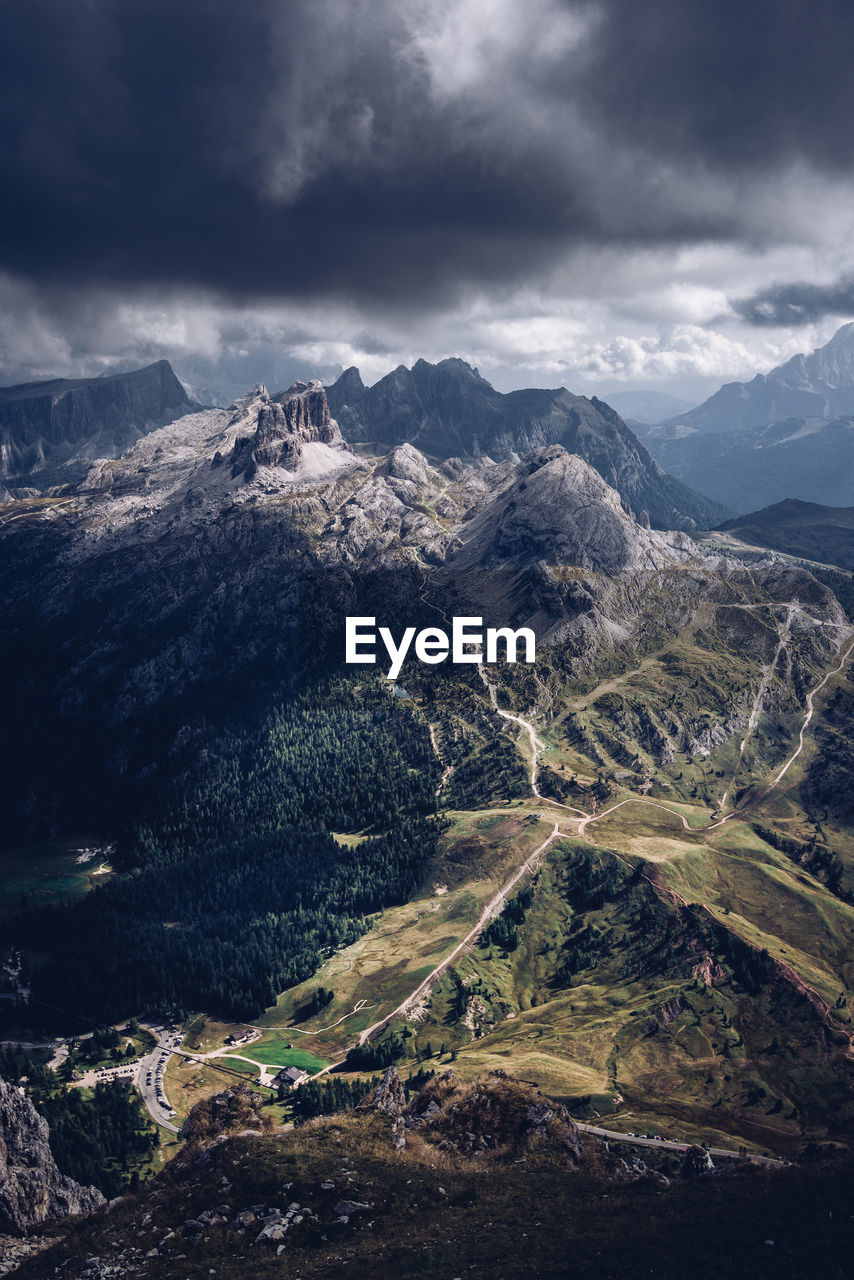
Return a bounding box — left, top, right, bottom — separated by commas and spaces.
3, 0, 854, 402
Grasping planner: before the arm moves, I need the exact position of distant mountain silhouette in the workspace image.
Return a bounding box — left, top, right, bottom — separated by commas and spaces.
652, 323, 854, 437
634, 325, 854, 513
601, 388, 697, 424
718, 498, 854, 570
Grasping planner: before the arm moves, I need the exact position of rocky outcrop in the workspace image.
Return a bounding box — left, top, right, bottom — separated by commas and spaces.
368, 1068, 585, 1163
411, 1072, 584, 1162
0, 360, 195, 481
272, 380, 342, 440
378, 442, 433, 489
231, 380, 347, 478
680, 1145, 716, 1179
180, 1086, 272, 1146
0, 1075, 105, 1234
0, 1232, 59, 1277
447, 447, 697, 575
366, 1067, 407, 1149
369, 1066, 407, 1121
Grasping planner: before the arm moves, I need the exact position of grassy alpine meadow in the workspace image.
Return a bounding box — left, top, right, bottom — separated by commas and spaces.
156, 617, 854, 1159
237, 1039, 330, 1073
251, 810, 556, 1057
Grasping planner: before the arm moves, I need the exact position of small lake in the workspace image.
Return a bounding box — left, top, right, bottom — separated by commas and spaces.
0, 837, 114, 919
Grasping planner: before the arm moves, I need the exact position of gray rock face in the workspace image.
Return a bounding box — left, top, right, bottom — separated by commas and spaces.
367, 1067, 408, 1149
273, 380, 342, 441
447, 448, 696, 575
369, 1067, 406, 1121
679, 1145, 716, 1179
0, 1075, 105, 1234
231, 380, 347, 478
0, 360, 195, 481
379, 442, 432, 487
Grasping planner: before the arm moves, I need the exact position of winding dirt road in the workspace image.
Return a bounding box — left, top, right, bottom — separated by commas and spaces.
355, 821, 564, 1047
484, 621, 854, 840
302, 610, 854, 1096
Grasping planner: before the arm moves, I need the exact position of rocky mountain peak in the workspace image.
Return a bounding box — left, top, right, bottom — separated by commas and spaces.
0, 1076, 105, 1234
226, 384, 270, 421
330, 366, 366, 404
414, 356, 485, 383
449, 447, 696, 576
272, 379, 333, 432
379, 442, 432, 485
231, 380, 347, 478
788, 320, 854, 390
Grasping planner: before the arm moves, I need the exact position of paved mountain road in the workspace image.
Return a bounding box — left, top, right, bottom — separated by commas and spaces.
136, 1027, 180, 1133
576, 1123, 786, 1167
355, 821, 565, 1047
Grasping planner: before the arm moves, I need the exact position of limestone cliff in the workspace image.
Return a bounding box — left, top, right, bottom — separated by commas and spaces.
0, 1076, 105, 1235
0, 360, 195, 481
230, 379, 347, 478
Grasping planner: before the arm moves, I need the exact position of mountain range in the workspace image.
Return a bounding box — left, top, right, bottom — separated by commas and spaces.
326, 358, 727, 529
0, 356, 729, 531
658, 323, 854, 434
0, 379, 701, 817
1, 360, 854, 1258
635, 325, 854, 513
5, 325, 854, 526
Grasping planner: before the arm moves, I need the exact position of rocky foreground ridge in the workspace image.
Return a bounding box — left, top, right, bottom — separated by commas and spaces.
7, 1070, 682, 1278
11, 1070, 844, 1280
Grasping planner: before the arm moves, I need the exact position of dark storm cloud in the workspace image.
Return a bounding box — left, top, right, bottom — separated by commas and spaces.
0, 0, 589, 306
2, 0, 854, 310
734, 279, 854, 326
566, 0, 854, 171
